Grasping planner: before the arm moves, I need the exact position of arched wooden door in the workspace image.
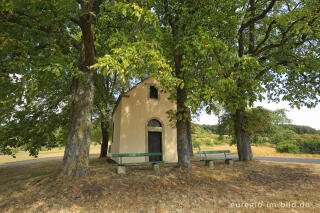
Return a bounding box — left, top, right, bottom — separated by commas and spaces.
147, 119, 162, 162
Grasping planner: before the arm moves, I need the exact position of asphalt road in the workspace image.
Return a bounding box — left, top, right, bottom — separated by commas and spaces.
1, 154, 320, 168
253, 156, 320, 164
201, 155, 320, 165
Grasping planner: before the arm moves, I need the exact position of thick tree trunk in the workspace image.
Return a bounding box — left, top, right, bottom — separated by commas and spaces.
99, 118, 109, 158
61, 75, 94, 176
61, 11, 95, 176
187, 119, 193, 156
176, 83, 191, 168
234, 108, 253, 161
174, 49, 191, 168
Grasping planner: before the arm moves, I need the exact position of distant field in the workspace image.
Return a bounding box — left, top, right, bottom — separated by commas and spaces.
0, 144, 101, 165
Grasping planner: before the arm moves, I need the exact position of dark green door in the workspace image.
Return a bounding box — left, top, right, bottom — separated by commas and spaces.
148, 131, 162, 161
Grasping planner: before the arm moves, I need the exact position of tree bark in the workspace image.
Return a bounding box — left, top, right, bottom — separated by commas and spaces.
187, 119, 193, 156
234, 108, 253, 161
61, 11, 95, 176
99, 117, 109, 158
176, 87, 191, 168
175, 54, 191, 168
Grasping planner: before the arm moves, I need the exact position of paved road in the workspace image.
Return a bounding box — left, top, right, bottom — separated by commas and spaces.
253, 156, 320, 164
1, 154, 320, 168
197, 155, 320, 165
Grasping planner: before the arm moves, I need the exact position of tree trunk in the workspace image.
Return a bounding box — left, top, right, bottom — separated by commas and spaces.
61, 12, 95, 176
61, 75, 94, 176
99, 118, 109, 158
187, 119, 193, 156
234, 108, 253, 161
174, 47, 191, 168
176, 83, 191, 168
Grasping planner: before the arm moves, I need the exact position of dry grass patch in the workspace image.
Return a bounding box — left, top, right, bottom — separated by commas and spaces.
0, 145, 101, 165
1, 157, 320, 212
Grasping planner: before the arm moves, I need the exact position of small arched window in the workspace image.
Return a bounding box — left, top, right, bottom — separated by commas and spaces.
148, 119, 162, 127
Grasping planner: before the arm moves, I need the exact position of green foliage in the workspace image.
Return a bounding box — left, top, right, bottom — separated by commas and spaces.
194, 125, 212, 137
192, 139, 202, 148
0, 0, 78, 156
296, 135, 320, 154
198, 124, 220, 134
192, 123, 231, 147
192, 138, 213, 148
91, 119, 102, 145
218, 107, 293, 145
296, 139, 320, 154
276, 141, 300, 154
275, 134, 320, 154
269, 126, 298, 145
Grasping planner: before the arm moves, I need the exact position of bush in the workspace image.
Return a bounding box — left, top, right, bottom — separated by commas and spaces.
269, 127, 297, 144
192, 138, 202, 148
276, 141, 300, 154
203, 138, 213, 146
192, 138, 214, 148
214, 136, 225, 145
296, 138, 320, 154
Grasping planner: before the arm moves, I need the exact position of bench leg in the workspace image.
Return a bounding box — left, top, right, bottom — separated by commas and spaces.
205, 161, 214, 167
153, 164, 160, 175
117, 166, 126, 174
225, 159, 233, 165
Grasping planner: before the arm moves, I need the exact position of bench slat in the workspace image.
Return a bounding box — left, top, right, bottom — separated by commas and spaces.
112, 161, 164, 166
198, 150, 231, 154
200, 158, 233, 161
112, 152, 162, 157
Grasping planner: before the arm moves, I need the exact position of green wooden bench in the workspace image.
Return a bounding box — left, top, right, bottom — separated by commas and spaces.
111, 152, 164, 166
198, 150, 235, 165
111, 152, 164, 174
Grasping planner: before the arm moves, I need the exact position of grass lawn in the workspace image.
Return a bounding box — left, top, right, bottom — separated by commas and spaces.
0, 157, 320, 212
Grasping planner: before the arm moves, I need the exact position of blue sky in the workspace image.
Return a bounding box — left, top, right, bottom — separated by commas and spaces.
195, 100, 320, 130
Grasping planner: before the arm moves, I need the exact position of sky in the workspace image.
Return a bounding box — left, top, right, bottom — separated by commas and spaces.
194, 100, 320, 130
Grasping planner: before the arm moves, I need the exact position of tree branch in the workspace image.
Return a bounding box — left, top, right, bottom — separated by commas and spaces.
242, 0, 277, 30
253, 20, 276, 55
238, 0, 277, 56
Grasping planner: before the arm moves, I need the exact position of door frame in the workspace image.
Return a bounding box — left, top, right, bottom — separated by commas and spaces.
145, 118, 164, 162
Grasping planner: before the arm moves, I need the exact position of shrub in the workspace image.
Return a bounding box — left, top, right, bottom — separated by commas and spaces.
192, 138, 202, 148
269, 127, 297, 144
214, 136, 225, 145
276, 141, 300, 154
192, 138, 214, 148
203, 138, 213, 146
296, 138, 320, 154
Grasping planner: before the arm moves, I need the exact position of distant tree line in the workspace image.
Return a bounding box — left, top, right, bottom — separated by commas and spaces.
280, 124, 320, 135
